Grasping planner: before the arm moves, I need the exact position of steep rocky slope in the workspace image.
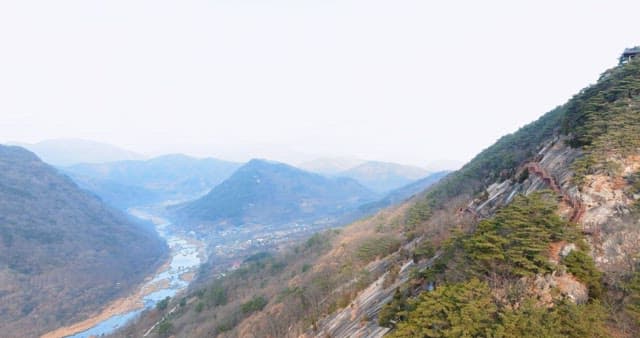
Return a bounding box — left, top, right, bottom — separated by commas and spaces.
111, 55, 640, 338
304, 56, 640, 338
0, 145, 167, 338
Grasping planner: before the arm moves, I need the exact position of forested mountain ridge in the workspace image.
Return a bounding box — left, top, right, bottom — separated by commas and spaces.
112, 56, 640, 338
0, 145, 167, 338
172, 159, 376, 229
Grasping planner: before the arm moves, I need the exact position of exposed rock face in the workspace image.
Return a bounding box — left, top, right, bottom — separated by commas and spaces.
532, 272, 588, 306
581, 174, 629, 226
467, 136, 582, 220
577, 155, 640, 270
311, 271, 393, 338
309, 242, 438, 338
556, 273, 589, 304
560, 243, 577, 258
464, 136, 640, 272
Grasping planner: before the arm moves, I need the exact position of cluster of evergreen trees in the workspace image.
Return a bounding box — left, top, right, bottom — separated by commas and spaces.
463, 193, 574, 278
564, 58, 640, 184
387, 278, 608, 338
382, 193, 611, 337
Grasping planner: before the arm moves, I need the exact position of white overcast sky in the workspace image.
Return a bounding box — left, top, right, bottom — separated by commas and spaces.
1, 0, 638, 167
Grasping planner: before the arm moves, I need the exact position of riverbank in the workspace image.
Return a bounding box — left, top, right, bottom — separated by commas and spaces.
40, 267, 170, 338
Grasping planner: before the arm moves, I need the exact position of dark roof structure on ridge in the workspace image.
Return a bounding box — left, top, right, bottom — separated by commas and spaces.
620, 46, 640, 64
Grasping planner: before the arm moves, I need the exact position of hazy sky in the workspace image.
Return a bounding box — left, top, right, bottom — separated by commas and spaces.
1, 1, 639, 167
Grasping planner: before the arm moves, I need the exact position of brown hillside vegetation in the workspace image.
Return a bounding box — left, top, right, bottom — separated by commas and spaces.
112, 190, 472, 337
0, 145, 167, 338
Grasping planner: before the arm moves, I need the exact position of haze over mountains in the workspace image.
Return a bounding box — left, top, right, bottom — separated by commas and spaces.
12, 139, 442, 213
63, 154, 241, 208
358, 170, 450, 212
4, 0, 640, 336
300, 157, 434, 193
299, 157, 367, 175
12, 139, 145, 166
0, 145, 166, 338
4, 53, 640, 338
339, 161, 430, 193
56, 149, 448, 245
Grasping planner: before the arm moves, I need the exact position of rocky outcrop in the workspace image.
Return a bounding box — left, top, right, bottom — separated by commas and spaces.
560, 243, 577, 258
465, 135, 640, 272
466, 136, 582, 221
532, 272, 588, 306
577, 155, 640, 271
310, 250, 439, 338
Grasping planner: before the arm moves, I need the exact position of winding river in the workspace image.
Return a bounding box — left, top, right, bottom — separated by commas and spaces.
63, 207, 204, 338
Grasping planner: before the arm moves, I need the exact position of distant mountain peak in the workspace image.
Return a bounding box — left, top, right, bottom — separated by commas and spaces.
173, 159, 375, 227
337, 161, 430, 193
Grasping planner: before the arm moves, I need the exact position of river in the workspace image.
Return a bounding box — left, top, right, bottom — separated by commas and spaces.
64, 207, 204, 338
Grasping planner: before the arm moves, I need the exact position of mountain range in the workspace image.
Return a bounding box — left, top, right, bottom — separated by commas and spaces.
56, 149, 434, 210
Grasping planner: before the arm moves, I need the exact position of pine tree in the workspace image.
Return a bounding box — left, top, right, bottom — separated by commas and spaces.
388, 278, 497, 338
